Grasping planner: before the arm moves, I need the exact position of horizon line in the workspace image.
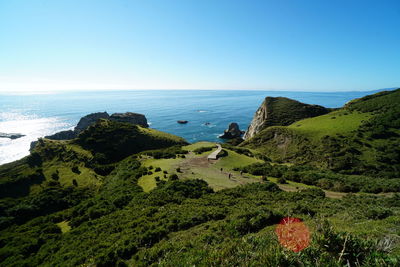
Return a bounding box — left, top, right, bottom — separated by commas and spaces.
0, 87, 398, 95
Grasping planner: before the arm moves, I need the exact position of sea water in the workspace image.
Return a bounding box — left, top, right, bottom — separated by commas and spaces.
0, 89, 378, 165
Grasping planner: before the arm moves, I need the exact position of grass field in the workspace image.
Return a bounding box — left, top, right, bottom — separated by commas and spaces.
137, 142, 358, 197
138, 126, 188, 143
288, 110, 371, 139
138, 142, 262, 192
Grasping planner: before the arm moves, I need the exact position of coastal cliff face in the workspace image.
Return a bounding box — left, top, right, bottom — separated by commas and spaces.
75, 112, 110, 133
244, 97, 329, 139
110, 112, 149, 128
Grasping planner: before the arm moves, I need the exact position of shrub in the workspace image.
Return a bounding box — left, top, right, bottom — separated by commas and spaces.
71, 166, 81, 174
51, 172, 59, 181
169, 174, 179, 181
277, 177, 287, 184
193, 146, 214, 154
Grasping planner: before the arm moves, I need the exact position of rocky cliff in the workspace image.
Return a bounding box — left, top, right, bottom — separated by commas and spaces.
110, 112, 148, 128
30, 111, 149, 150
75, 112, 110, 133
243, 97, 329, 139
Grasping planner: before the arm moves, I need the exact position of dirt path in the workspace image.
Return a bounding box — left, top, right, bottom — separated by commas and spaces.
276, 183, 347, 199
207, 144, 222, 160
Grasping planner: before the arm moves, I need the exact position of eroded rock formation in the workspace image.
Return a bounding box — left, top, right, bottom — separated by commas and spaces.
244, 97, 329, 139
219, 122, 244, 139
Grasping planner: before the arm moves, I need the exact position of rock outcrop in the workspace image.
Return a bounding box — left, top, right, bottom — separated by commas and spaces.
110, 112, 148, 128
244, 97, 329, 140
75, 112, 110, 133
30, 111, 149, 150
44, 130, 76, 140
219, 123, 244, 139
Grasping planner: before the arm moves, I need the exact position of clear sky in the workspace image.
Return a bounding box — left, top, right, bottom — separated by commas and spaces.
0, 0, 399, 92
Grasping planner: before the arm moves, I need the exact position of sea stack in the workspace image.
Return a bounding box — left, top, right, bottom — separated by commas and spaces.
219, 123, 244, 139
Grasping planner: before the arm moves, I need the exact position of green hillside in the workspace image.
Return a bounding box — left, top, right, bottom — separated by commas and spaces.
1, 90, 400, 266
256, 96, 331, 127
242, 89, 400, 177
0, 120, 187, 229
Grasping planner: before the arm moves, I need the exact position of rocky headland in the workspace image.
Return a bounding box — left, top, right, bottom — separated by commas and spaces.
243, 96, 330, 139
30, 111, 149, 150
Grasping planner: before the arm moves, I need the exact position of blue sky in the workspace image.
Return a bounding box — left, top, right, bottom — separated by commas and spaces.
0, 0, 399, 92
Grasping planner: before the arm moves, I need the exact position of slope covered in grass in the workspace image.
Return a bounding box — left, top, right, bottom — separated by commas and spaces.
242, 89, 400, 177
137, 142, 263, 192
288, 110, 371, 140
2, 176, 400, 266
76, 119, 188, 164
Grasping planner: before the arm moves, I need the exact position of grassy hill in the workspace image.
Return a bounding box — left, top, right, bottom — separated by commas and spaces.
0, 120, 187, 230
76, 119, 188, 164
1, 91, 400, 266
244, 96, 330, 139
241, 89, 400, 177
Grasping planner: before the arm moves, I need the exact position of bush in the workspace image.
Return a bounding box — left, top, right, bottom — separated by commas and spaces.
193, 146, 214, 154
71, 166, 81, 174
277, 177, 287, 184
169, 174, 179, 181
143, 146, 189, 159
365, 207, 393, 220
155, 167, 161, 172
51, 172, 59, 181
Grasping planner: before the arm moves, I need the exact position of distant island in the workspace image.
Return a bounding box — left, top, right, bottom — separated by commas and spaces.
0, 132, 25, 139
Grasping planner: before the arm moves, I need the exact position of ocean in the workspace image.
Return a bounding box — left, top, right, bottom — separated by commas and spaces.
0, 89, 376, 165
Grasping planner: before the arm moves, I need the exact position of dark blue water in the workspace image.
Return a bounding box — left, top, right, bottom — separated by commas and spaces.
0, 90, 377, 164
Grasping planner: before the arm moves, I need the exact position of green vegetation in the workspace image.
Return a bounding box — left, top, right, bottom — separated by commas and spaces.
1, 90, 400, 266
237, 162, 400, 193
142, 146, 188, 159
242, 89, 400, 178
288, 110, 371, 139
193, 146, 214, 154
1, 175, 400, 266
256, 96, 330, 128
77, 119, 187, 163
